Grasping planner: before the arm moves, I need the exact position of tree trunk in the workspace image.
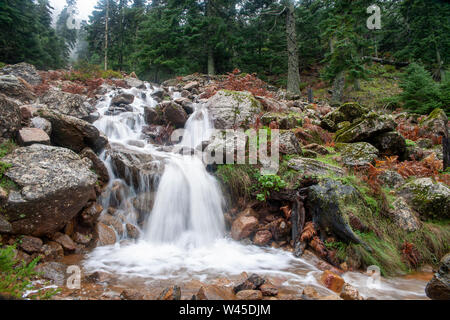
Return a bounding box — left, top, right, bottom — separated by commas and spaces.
331, 71, 345, 106
104, 0, 109, 71
286, 1, 301, 95
207, 0, 215, 75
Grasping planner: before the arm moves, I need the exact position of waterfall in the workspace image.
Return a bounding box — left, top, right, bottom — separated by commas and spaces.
82, 82, 427, 300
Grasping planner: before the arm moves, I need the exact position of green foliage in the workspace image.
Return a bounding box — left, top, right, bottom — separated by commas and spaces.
254, 174, 287, 202
0, 245, 40, 299
0, 140, 16, 159
216, 164, 256, 201
0, 0, 69, 69
399, 63, 443, 114
0, 62, 5, 69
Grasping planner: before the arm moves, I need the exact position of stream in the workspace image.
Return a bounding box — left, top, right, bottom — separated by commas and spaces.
78, 82, 429, 300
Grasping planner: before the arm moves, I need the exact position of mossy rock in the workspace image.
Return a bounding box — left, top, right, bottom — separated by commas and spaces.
398, 178, 450, 220
335, 112, 396, 143
321, 102, 368, 132
306, 178, 372, 250
335, 142, 379, 168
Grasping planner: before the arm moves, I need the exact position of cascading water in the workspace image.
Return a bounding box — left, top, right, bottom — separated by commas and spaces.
84, 82, 428, 300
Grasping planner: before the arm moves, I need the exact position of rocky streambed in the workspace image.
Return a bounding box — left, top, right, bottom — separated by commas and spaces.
0, 63, 449, 301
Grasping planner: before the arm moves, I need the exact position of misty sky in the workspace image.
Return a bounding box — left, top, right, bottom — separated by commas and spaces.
50, 0, 98, 22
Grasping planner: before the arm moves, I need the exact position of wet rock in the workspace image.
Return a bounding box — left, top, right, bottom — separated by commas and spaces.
205, 90, 263, 129
120, 289, 145, 300
370, 131, 407, 158
80, 202, 103, 227
302, 286, 319, 300
40, 241, 64, 262
158, 286, 181, 300
132, 192, 156, 217
307, 179, 371, 249
378, 170, 405, 188
31, 117, 52, 136
231, 209, 259, 241
340, 283, 363, 300
0, 93, 21, 138
320, 270, 345, 293
2, 145, 97, 236
38, 108, 107, 153
268, 218, 290, 241
279, 131, 302, 155
35, 262, 67, 286
253, 230, 272, 246
233, 274, 265, 293
0, 75, 35, 103
321, 102, 368, 132
72, 232, 93, 245
126, 224, 140, 239
151, 88, 165, 100
80, 147, 110, 184
288, 157, 345, 178
17, 128, 50, 146
109, 144, 162, 189
111, 93, 135, 106
196, 285, 236, 300
236, 290, 263, 300
1, 62, 41, 85
389, 198, 421, 232
425, 253, 450, 300
336, 142, 379, 168
260, 281, 278, 297
96, 222, 117, 246
144, 106, 163, 125
19, 236, 43, 253
162, 101, 188, 128
41, 88, 95, 120
398, 178, 450, 219
335, 112, 396, 143
183, 81, 199, 91
51, 232, 77, 252
124, 77, 144, 89
99, 214, 124, 237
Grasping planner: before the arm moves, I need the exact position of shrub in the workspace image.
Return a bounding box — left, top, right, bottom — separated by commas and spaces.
399, 63, 443, 115
0, 245, 59, 299
254, 174, 287, 202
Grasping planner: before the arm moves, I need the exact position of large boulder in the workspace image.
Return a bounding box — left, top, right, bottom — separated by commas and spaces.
0, 62, 42, 86
0, 75, 35, 103
425, 253, 450, 300
38, 108, 107, 153
279, 131, 302, 155
389, 198, 421, 232
398, 178, 450, 219
306, 179, 371, 249
335, 112, 396, 143
1, 144, 97, 236
162, 101, 188, 128
321, 102, 368, 132
0, 93, 22, 138
288, 157, 345, 178
261, 112, 302, 130
111, 93, 135, 107
370, 131, 407, 159
108, 143, 163, 189
336, 142, 379, 168
205, 90, 263, 129
420, 108, 448, 137
41, 88, 95, 120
